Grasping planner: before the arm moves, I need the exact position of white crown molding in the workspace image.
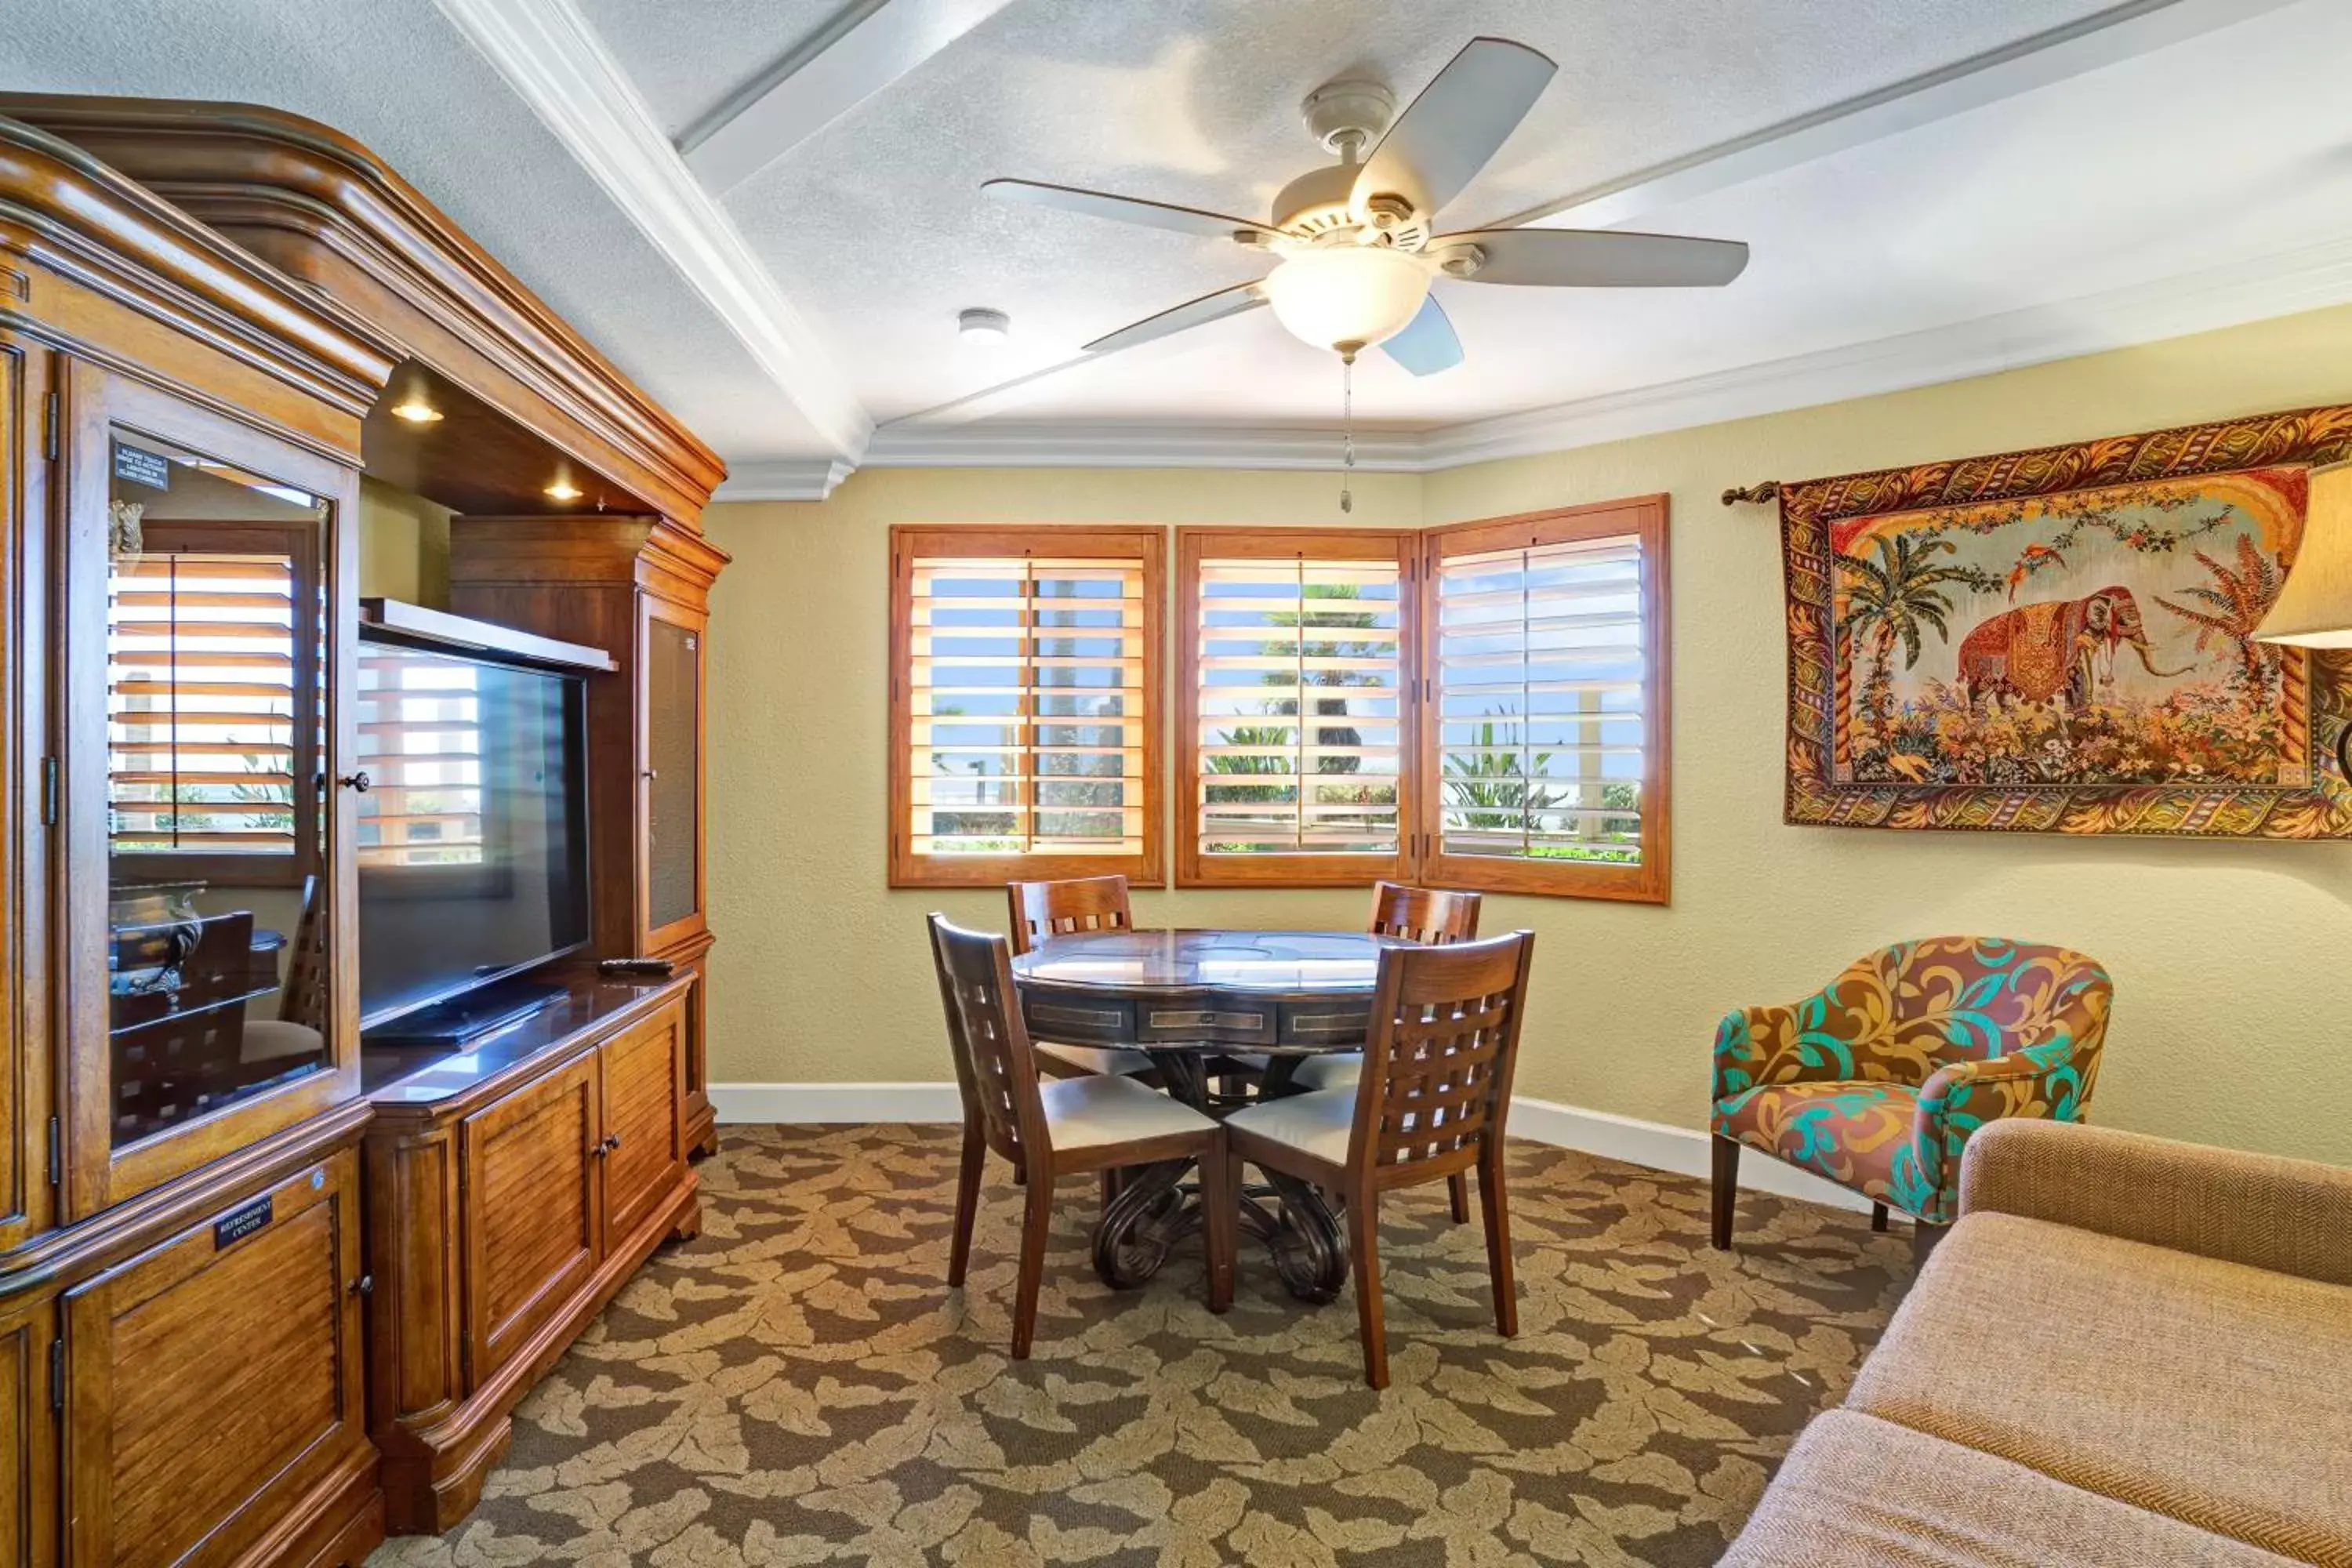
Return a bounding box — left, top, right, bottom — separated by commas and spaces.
818, 237, 2352, 482
430, 0, 874, 461
863, 420, 1427, 473
712, 456, 860, 502
707, 1081, 1869, 1213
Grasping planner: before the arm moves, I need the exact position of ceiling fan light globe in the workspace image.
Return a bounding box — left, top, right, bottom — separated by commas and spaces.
1262, 246, 1432, 354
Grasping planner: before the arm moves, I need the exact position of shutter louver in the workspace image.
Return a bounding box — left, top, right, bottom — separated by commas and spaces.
107, 551, 299, 855
1434, 532, 1647, 866
1192, 553, 1403, 858
906, 548, 1148, 862
356, 645, 486, 866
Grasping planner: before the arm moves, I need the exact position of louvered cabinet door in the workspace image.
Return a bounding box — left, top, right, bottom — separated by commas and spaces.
60, 1152, 369, 1568
458, 1053, 601, 1388
0, 1290, 56, 1568
597, 1000, 684, 1254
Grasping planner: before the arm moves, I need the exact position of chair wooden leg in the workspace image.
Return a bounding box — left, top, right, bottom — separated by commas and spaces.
1447, 1171, 1471, 1225
948, 1121, 985, 1288
1011, 1170, 1055, 1359
1099, 1169, 1123, 1210
1710, 1136, 1740, 1250
1871, 1203, 1889, 1233
1200, 1145, 1236, 1314
1477, 1153, 1518, 1338
1912, 1220, 1949, 1269
1348, 1192, 1389, 1390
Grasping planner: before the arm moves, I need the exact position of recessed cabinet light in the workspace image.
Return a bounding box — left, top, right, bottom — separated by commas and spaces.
958, 307, 1011, 345
545, 480, 583, 502
389, 397, 443, 424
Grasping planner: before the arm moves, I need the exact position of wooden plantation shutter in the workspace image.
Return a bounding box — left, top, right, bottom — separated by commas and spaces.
1176, 528, 1416, 886
107, 520, 321, 881
889, 525, 1163, 887
1420, 499, 1670, 903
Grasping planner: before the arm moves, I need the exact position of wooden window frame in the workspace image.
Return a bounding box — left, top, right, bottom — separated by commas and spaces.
1417, 497, 1671, 905
887, 524, 1165, 889
111, 516, 324, 890
1174, 526, 1418, 888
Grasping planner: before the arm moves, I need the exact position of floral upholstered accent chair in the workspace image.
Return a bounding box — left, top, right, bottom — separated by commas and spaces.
1710, 936, 2111, 1263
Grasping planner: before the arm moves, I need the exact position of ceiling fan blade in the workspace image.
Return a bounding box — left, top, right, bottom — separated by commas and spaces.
1381, 293, 1463, 377
1083, 282, 1267, 355
1440, 227, 1750, 287
1352, 38, 1555, 222
984, 179, 1275, 243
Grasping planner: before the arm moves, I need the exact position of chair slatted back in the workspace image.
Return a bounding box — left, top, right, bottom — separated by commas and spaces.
1368, 881, 1482, 946
278, 873, 328, 1029
928, 915, 1048, 1165
1007, 875, 1133, 955
1352, 932, 1534, 1181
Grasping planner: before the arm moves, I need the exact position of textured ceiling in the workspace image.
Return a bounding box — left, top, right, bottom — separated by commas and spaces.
0, 0, 826, 461
5, 0, 2349, 469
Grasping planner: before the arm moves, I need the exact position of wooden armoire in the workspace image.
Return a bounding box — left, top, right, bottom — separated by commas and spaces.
0, 96, 728, 1563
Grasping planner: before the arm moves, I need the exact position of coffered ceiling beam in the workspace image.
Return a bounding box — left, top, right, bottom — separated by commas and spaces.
1500, 0, 2308, 233
684, 0, 1021, 197
431, 0, 874, 462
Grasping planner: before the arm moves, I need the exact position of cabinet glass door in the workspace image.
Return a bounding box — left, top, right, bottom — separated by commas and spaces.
641, 601, 702, 946
68, 371, 358, 1217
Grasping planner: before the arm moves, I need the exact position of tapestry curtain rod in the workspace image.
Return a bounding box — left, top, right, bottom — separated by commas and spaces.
1720, 481, 1780, 508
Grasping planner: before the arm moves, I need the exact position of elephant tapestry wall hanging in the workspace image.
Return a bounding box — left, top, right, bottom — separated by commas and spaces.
1778, 401, 2352, 837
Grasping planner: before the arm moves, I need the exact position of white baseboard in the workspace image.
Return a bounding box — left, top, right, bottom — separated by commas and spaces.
710, 1082, 1870, 1214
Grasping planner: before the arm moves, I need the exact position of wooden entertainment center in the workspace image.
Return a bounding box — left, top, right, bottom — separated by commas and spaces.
0, 97, 728, 1565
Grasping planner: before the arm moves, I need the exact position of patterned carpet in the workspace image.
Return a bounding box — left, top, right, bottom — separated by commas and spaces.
368, 1123, 1913, 1568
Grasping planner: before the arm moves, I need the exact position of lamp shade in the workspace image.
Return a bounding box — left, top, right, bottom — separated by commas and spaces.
2256, 461, 2352, 647
1261, 245, 1432, 354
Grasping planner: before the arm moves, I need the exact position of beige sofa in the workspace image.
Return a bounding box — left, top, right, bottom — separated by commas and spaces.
1723, 1119, 2352, 1567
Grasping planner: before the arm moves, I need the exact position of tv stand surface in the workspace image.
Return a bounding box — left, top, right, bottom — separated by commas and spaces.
361, 971, 697, 1533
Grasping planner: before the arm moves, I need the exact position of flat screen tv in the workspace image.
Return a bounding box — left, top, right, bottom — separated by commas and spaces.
355, 622, 591, 1040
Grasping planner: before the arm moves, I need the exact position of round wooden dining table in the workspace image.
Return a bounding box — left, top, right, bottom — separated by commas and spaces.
1009, 927, 1412, 1304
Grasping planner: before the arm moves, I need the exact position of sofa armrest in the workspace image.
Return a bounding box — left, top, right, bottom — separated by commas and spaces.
1959, 1119, 2352, 1287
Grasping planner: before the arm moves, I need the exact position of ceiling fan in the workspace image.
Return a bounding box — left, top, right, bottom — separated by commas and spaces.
982, 37, 1751, 376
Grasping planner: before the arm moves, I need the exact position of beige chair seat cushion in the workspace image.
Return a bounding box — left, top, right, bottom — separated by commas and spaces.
1722, 1409, 2298, 1567
1038, 1072, 1214, 1152
239, 1019, 324, 1065
1035, 1041, 1155, 1077
1224, 1087, 1356, 1164
1290, 1051, 1362, 1091
1847, 1211, 2352, 1566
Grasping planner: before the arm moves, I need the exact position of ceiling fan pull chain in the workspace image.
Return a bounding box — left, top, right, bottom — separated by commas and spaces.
1339, 354, 1356, 514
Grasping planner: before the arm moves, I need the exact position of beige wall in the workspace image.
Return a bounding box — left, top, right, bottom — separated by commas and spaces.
705, 303, 2352, 1166
357, 477, 453, 605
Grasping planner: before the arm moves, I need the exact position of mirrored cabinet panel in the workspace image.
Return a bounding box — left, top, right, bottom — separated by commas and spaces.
95, 419, 339, 1171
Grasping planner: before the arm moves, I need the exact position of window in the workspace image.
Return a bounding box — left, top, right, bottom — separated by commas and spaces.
888, 526, 1163, 887
1176, 528, 1416, 886
107, 518, 322, 884
1421, 499, 1669, 903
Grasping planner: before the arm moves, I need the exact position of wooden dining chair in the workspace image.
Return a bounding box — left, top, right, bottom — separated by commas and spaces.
1291, 882, 1486, 1223
1005, 875, 1156, 1081
1222, 931, 1535, 1388
929, 915, 1234, 1358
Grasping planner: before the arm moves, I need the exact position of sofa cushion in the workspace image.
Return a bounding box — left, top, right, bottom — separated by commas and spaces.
1848, 1211, 2352, 1566
1722, 1409, 2299, 1567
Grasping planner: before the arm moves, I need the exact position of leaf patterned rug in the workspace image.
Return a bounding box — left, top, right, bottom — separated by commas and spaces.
368, 1123, 1912, 1568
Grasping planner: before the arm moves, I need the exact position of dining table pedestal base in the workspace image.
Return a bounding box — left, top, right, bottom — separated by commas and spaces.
1087, 1051, 1350, 1304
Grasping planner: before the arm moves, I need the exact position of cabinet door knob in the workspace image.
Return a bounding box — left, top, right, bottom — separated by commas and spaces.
641, 768, 658, 780
605, 1133, 623, 1152
350, 1273, 374, 1298
338, 771, 372, 793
